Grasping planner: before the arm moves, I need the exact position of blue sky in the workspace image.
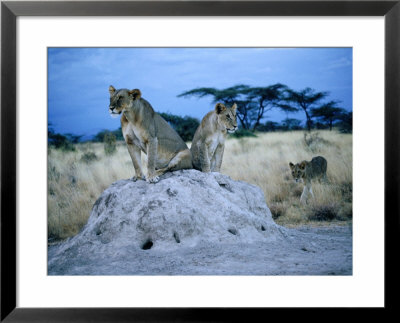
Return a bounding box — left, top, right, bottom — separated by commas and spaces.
48, 47, 352, 138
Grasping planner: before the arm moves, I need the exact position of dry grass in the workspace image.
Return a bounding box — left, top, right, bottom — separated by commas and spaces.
48, 141, 143, 240
48, 130, 352, 240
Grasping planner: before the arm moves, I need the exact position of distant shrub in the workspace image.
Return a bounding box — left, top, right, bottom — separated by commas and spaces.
270, 203, 287, 220
104, 132, 117, 155
80, 151, 99, 164
230, 129, 257, 138
308, 203, 338, 221
159, 113, 200, 142
339, 183, 353, 203
93, 128, 124, 142
64, 133, 83, 144
255, 121, 280, 132
337, 111, 353, 133
48, 129, 76, 152
48, 123, 82, 151
338, 203, 353, 220
281, 118, 303, 131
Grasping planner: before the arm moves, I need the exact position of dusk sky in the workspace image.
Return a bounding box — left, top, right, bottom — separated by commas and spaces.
48, 47, 352, 138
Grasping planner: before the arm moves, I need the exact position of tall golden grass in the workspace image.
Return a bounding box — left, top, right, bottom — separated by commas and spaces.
48, 130, 352, 240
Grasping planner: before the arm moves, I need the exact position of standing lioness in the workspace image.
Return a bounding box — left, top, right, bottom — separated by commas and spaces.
289, 156, 328, 204
108, 86, 192, 183
191, 103, 237, 172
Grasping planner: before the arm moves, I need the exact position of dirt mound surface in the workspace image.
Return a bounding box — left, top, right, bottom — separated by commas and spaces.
48, 170, 352, 275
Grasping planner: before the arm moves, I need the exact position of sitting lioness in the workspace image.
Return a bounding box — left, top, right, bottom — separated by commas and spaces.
289, 156, 328, 204
191, 103, 237, 172
108, 86, 192, 183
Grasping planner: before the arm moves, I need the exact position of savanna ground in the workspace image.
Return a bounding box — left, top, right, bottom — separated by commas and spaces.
48, 130, 352, 241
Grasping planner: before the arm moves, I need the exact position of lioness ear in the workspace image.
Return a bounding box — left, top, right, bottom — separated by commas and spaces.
109, 85, 116, 96
300, 162, 306, 169
128, 89, 142, 100
289, 162, 294, 169
215, 103, 226, 114
231, 103, 237, 112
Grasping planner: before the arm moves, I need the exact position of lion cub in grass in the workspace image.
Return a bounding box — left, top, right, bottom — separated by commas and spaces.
289, 156, 328, 204
191, 103, 238, 172
108, 86, 192, 183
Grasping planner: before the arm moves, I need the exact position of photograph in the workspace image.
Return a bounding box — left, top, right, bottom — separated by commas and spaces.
2, 0, 397, 319
47, 47, 353, 275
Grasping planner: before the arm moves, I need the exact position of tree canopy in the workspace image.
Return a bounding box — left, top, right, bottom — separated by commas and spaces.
279, 87, 329, 131
178, 84, 290, 130
311, 101, 345, 130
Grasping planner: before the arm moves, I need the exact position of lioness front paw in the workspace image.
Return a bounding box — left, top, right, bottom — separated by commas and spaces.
131, 175, 145, 182
146, 175, 160, 184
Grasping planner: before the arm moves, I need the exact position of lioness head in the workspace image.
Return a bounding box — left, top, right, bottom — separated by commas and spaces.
289, 161, 307, 183
215, 103, 238, 133
108, 85, 141, 117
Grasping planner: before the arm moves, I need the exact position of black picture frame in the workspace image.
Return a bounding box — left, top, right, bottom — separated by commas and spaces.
1, 0, 399, 321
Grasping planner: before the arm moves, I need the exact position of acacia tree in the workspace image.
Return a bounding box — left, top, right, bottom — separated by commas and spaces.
280, 87, 329, 132
244, 83, 295, 131
178, 85, 249, 105
337, 111, 353, 133
178, 85, 250, 128
311, 101, 345, 130
178, 84, 289, 130
233, 99, 255, 130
